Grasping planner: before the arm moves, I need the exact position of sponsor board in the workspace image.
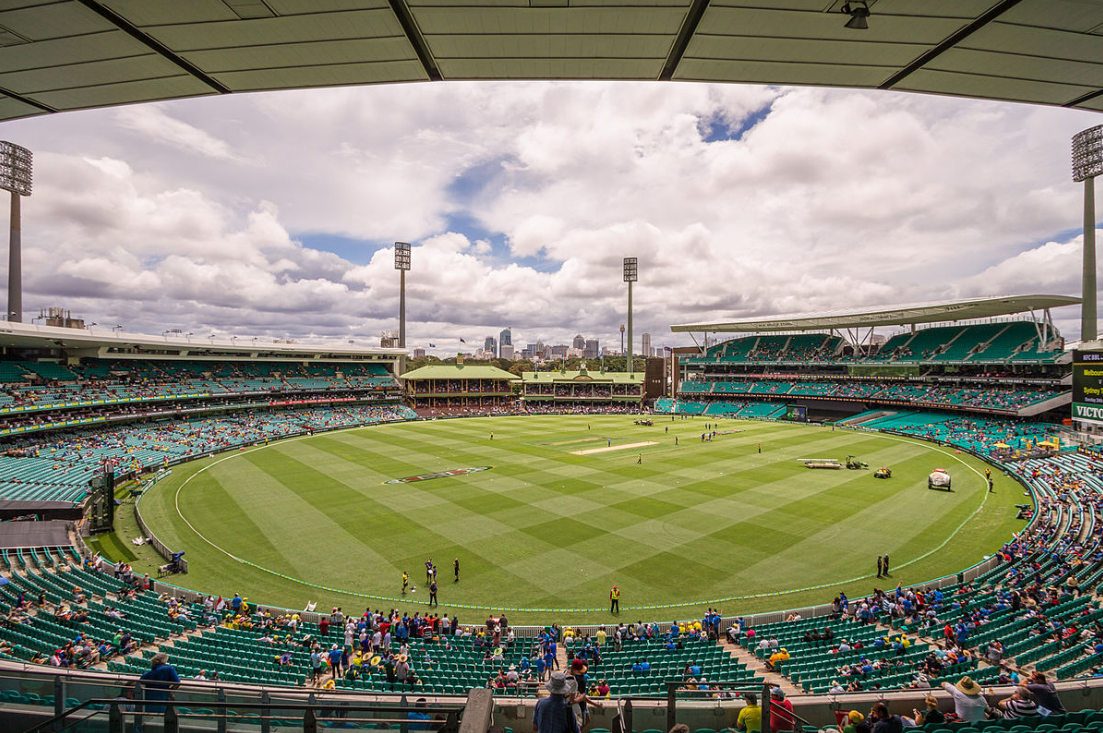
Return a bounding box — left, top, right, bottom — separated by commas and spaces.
1074, 350, 1103, 424
383, 466, 492, 484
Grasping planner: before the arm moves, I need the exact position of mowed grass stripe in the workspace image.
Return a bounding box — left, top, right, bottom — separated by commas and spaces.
174, 461, 293, 572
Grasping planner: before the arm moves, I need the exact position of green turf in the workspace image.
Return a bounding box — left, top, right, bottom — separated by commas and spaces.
137, 415, 1027, 624
87, 530, 137, 564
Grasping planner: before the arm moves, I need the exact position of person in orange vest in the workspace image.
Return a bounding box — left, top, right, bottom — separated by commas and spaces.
609, 586, 620, 614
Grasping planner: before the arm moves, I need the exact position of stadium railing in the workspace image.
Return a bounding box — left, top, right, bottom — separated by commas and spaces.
0, 663, 470, 733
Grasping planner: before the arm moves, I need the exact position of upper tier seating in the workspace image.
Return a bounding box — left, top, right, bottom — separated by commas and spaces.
685, 322, 1064, 365
0, 358, 402, 412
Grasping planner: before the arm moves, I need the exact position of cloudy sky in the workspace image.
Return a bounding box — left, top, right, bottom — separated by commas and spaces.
0, 81, 1098, 355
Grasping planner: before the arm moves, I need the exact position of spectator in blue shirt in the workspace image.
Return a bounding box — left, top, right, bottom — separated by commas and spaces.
328, 644, 342, 679
138, 653, 180, 715
407, 698, 432, 731
533, 673, 579, 733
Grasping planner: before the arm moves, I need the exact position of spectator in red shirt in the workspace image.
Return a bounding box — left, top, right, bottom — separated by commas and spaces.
768, 686, 794, 732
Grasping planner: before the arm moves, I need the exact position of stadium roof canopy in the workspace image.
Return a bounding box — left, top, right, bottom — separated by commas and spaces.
670, 294, 1082, 334
0, 320, 405, 359
0, 0, 1100, 122
520, 369, 642, 383
400, 363, 518, 380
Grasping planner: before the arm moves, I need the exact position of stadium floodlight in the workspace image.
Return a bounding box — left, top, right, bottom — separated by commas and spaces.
623, 257, 638, 283
1074, 125, 1103, 184
0, 141, 32, 324
1073, 125, 1103, 342
841, 1, 870, 30
624, 258, 637, 374
394, 241, 411, 271
395, 242, 412, 373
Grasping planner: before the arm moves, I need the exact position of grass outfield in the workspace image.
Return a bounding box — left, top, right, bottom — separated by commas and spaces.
136, 415, 1027, 624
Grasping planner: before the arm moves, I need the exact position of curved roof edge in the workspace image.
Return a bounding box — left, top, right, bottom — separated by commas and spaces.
1, 0, 1101, 121
0, 321, 404, 359
670, 294, 1081, 334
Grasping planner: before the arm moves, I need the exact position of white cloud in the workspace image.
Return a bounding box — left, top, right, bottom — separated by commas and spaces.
115, 106, 248, 162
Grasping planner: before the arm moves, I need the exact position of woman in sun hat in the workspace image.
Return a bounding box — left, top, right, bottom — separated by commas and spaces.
941, 676, 988, 723
534, 673, 579, 733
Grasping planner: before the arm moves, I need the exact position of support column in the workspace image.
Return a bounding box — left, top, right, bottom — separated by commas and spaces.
398, 268, 406, 375
627, 280, 633, 374
1085, 176, 1097, 343
7, 192, 20, 322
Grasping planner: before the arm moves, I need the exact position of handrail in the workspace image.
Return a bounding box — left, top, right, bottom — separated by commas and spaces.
21, 695, 466, 733
22, 698, 98, 733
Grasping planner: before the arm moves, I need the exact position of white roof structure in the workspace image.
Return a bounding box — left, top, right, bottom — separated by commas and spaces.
670, 294, 1082, 333
0, 0, 1099, 121
0, 320, 405, 360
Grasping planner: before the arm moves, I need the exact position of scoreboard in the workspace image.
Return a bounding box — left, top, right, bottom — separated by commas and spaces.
784, 404, 808, 422
1073, 350, 1103, 425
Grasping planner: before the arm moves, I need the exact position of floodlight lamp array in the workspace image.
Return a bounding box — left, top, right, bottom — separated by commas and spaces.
394, 241, 411, 270
1073, 125, 1103, 183
623, 257, 638, 282
0, 141, 32, 196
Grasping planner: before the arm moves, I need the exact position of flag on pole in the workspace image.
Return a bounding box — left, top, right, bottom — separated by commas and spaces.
428, 343, 436, 347
459, 337, 466, 343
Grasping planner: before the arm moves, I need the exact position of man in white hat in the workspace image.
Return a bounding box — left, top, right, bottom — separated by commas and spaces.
534, 672, 580, 733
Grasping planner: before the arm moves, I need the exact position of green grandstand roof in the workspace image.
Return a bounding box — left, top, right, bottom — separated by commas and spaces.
0, 1, 1100, 121
671, 294, 1082, 334
400, 364, 518, 381
520, 370, 642, 384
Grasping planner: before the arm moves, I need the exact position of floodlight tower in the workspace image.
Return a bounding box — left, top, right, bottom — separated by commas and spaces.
395, 242, 411, 374
623, 257, 637, 373
0, 142, 32, 323
1074, 125, 1103, 343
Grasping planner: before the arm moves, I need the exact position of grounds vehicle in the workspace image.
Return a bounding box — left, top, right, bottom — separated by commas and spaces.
928, 469, 952, 491
874, 467, 892, 479
845, 455, 868, 469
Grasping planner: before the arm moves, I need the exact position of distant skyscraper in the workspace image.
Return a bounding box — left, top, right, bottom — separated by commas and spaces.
412, 347, 426, 358
499, 328, 512, 357
584, 339, 599, 359
641, 333, 652, 357
572, 334, 585, 350
500, 344, 514, 359
484, 335, 497, 354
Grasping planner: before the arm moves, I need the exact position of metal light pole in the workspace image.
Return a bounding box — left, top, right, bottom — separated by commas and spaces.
0, 142, 32, 323
623, 257, 637, 373
1074, 125, 1103, 343
395, 242, 411, 374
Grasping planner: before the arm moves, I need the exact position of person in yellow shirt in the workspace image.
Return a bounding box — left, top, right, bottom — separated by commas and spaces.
767, 648, 790, 671
735, 692, 761, 732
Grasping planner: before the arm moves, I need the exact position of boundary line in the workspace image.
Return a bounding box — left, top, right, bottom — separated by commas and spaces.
163, 420, 1003, 613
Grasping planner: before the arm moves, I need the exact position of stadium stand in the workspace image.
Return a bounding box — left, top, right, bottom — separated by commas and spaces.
685, 320, 1064, 366
0, 358, 401, 414
0, 405, 417, 504
677, 379, 1065, 414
